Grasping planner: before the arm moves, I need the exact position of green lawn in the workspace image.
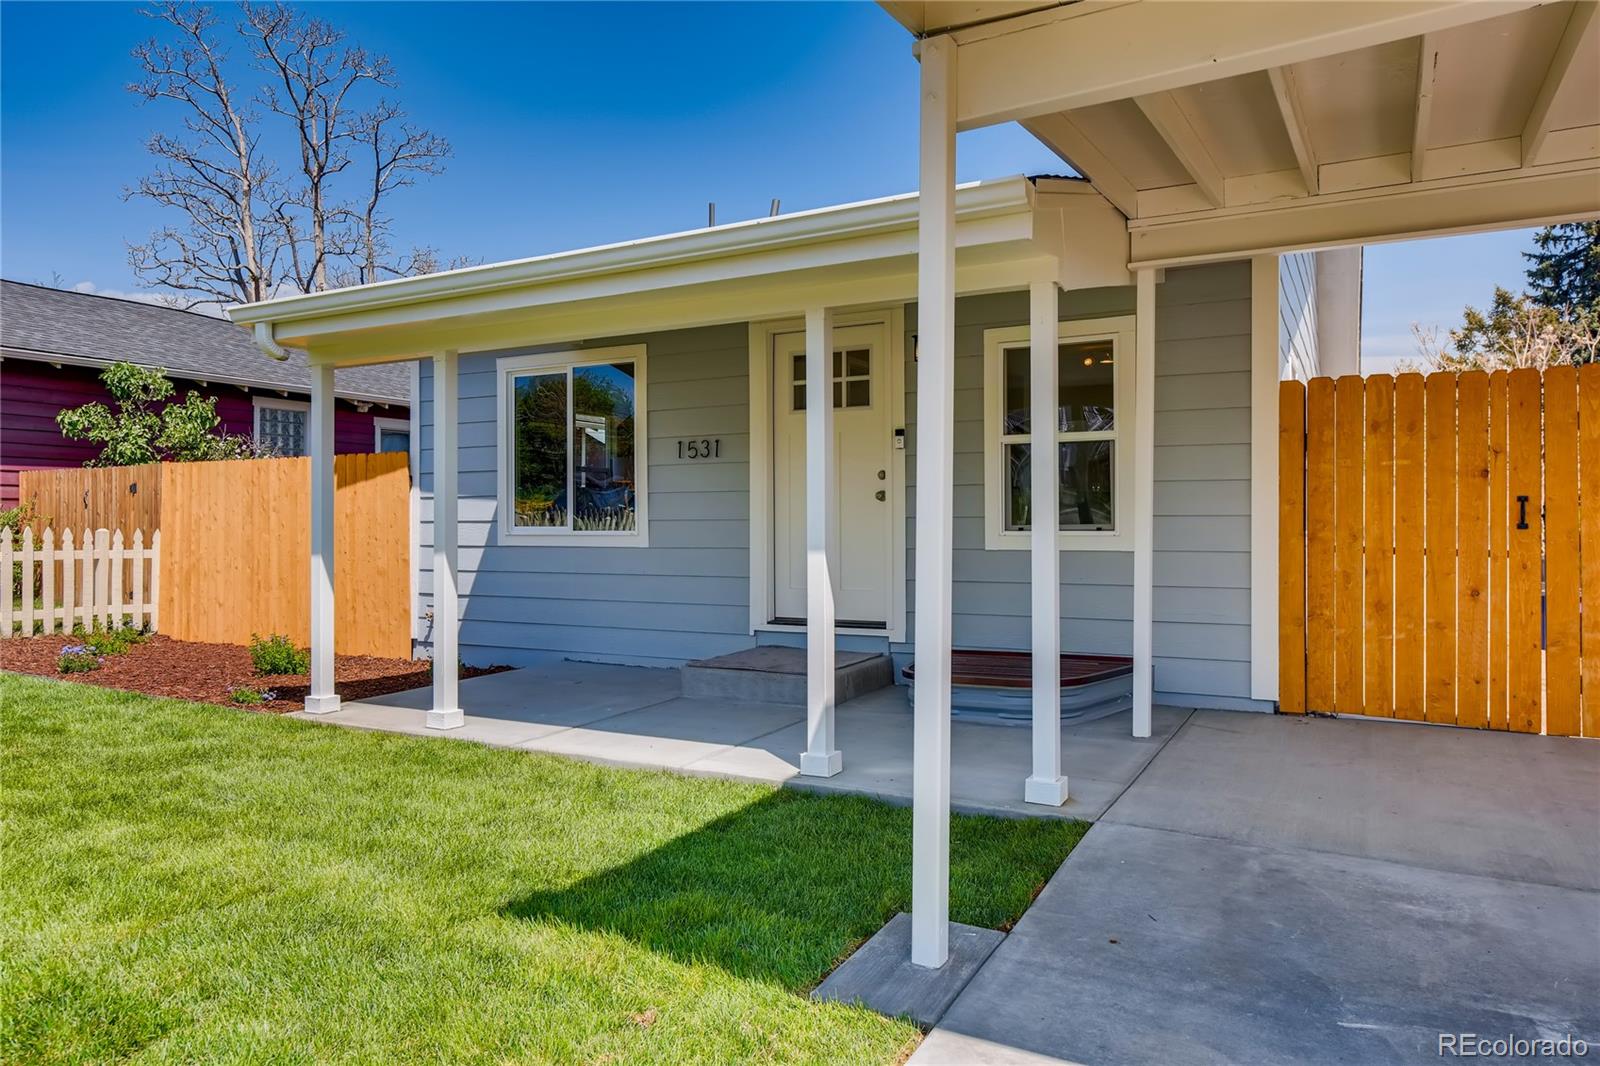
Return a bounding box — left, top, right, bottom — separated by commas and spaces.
1, 673, 1086, 1065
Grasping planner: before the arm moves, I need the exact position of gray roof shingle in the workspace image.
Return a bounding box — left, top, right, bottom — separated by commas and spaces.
0, 280, 409, 405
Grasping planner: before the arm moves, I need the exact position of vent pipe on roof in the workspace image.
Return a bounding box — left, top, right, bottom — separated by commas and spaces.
707, 202, 716, 227
770, 198, 780, 217
252, 321, 290, 362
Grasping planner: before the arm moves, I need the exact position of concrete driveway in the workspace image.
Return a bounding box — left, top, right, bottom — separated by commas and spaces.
913, 713, 1600, 1065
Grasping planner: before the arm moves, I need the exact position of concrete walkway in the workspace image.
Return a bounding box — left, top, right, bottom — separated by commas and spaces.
294, 661, 1188, 820
912, 713, 1600, 1065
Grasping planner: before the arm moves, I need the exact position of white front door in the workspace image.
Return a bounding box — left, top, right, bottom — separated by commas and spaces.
772, 322, 894, 627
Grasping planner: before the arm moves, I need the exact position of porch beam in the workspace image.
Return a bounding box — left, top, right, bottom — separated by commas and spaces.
1135, 93, 1225, 207
1131, 269, 1156, 739
1267, 66, 1319, 195
912, 32, 956, 970
1522, 0, 1600, 167
1025, 277, 1068, 807
800, 306, 842, 778
305, 363, 339, 714
953, 0, 1537, 130
429, 350, 463, 730
1127, 164, 1600, 268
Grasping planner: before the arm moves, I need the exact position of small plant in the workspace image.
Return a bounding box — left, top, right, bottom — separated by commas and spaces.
80, 624, 148, 658
228, 686, 274, 705
249, 633, 309, 676
58, 645, 104, 674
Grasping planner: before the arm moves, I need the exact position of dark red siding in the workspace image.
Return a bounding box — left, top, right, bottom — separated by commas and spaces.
0, 360, 407, 509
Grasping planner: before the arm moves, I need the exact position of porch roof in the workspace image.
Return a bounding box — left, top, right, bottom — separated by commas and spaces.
227, 175, 1126, 366
884, 0, 1600, 266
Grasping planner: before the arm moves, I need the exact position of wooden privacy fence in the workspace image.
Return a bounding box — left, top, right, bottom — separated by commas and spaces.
3, 527, 160, 636
17, 453, 410, 658
1280, 366, 1599, 738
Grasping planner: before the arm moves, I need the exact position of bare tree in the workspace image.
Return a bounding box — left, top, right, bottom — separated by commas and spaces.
126, 2, 451, 308
127, 1, 280, 307
348, 100, 451, 284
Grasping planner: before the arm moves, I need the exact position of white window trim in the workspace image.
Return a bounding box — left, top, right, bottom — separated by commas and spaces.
252, 395, 311, 456
983, 314, 1135, 552
495, 343, 649, 547
373, 415, 409, 452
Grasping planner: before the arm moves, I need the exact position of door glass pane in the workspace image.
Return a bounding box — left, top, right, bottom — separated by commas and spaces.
1059, 440, 1114, 529
793, 354, 806, 383
1058, 340, 1115, 432
572, 362, 637, 531
845, 379, 870, 407
845, 349, 870, 377
512, 372, 568, 527
793, 384, 807, 411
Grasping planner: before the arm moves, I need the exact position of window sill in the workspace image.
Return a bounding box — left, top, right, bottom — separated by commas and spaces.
498, 526, 651, 548
983, 529, 1132, 552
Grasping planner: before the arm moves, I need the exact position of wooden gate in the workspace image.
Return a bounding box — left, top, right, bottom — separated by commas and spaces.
1280, 367, 1598, 737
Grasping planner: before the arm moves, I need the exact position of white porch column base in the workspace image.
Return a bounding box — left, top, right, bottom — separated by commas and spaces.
1024, 774, 1069, 807
801, 305, 841, 778
799, 750, 843, 777
911, 33, 957, 971
306, 362, 339, 716
430, 350, 463, 730
427, 708, 464, 730
1131, 270, 1157, 739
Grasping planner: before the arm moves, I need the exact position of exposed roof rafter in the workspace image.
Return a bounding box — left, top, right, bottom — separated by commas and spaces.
1522, 0, 1600, 166
1134, 91, 1225, 206
1021, 112, 1140, 218
1412, 32, 1442, 181
1267, 65, 1320, 195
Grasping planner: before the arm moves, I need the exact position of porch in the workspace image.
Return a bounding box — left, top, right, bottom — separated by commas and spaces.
293, 659, 1189, 820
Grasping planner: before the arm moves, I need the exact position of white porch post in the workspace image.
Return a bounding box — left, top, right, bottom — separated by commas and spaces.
912, 33, 956, 970
305, 363, 340, 714
801, 305, 842, 777
429, 350, 464, 730
1025, 278, 1068, 805
1132, 270, 1157, 738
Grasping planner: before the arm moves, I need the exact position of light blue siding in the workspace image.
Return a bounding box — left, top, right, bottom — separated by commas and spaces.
417, 261, 1260, 709
1279, 251, 1318, 380
418, 323, 754, 668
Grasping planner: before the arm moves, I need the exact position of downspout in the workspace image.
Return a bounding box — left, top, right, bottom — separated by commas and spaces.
252, 321, 291, 361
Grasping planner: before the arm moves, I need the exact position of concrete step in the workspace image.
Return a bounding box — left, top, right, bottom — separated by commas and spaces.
681, 646, 893, 706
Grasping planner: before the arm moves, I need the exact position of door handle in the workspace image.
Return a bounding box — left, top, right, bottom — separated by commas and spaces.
875, 490, 887, 502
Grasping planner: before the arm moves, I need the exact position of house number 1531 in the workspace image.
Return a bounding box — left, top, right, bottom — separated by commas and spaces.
677, 438, 721, 460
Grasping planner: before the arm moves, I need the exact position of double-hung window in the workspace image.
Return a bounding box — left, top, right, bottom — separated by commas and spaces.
982, 315, 1134, 550
497, 345, 647, 545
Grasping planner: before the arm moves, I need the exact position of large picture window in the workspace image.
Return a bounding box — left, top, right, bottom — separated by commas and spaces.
983, 316, 1134, 551
497, 345, 646, 543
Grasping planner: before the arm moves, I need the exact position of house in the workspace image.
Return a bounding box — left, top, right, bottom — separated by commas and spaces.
228, 0, 1600, 973
0, 280, 412, 508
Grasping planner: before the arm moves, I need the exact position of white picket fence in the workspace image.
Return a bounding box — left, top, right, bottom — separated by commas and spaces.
2, 527, 161, 637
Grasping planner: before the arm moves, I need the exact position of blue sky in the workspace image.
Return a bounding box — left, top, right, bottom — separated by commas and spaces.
1, 1, 1536, 368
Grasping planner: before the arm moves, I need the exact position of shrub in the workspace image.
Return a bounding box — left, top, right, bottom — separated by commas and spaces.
80, 624, 148, 658
249, 633, 309, 676
58, 645, 103, 674
228, 686, 273, 706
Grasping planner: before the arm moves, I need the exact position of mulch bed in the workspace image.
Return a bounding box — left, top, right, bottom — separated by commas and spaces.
0, 634, 507, 714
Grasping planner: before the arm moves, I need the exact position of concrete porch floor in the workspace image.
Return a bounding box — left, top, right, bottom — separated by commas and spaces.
292, 660, 1189, 820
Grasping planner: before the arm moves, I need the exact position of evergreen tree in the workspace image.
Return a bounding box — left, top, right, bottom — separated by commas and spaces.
1524, 222, 1600, 314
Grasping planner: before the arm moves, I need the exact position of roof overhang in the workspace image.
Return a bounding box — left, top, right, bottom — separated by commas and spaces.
889, 0, 1600, 266
229, 176, 1129, 366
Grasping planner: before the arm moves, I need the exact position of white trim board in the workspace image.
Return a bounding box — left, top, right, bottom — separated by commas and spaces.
748, 306, 908, 644
981, 314, 1136, 551
1250, 255, 1280, 704
493, 343, 650, 548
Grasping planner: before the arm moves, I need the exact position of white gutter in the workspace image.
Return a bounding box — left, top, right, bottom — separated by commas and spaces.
225, 176, 1034, 330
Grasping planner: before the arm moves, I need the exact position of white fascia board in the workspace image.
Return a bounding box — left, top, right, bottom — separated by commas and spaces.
953, 0, 1541, 130
229, 177, 1034, 333
1127, 162, 1600, 268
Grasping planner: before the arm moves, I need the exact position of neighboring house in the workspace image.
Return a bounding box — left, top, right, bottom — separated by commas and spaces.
0, 280, 412, 508
229, 0, 1599, 971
